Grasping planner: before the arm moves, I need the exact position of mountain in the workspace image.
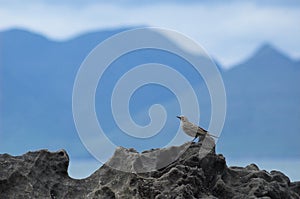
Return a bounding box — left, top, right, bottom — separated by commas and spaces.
0, 28, 299, 160
0, 28, 132, 158
219, 43, 300, 158
1, 141, 300, 198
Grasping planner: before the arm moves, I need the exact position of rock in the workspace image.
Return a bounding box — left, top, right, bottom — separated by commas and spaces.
0, 141, 299, 198
106, 142, 191, 173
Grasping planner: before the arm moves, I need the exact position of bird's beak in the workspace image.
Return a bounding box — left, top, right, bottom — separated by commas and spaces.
176, 116, 181, 120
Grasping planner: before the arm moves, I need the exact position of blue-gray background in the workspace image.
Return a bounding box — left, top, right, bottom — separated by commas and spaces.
0, 0, 299, 180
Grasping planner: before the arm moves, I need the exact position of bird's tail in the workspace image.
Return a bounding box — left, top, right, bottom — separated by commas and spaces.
207, 133, 219, 138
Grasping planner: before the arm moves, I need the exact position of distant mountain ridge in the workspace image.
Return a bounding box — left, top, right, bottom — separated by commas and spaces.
219, 42, 300, 158
0, 28, 299, 160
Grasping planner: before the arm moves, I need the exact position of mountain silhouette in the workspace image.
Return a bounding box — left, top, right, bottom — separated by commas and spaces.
0, 28, 299, 160
219, 42, 300, 158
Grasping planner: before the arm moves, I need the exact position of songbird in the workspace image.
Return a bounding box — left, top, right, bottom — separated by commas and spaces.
177, 115, 219, 142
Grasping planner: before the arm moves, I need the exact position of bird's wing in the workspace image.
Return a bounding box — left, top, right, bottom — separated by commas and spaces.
197, 126, 219, 138
183, 121, 198, 133
197, 126, 208, 136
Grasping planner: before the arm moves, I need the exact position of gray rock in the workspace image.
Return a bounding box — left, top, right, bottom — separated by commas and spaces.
0, 141, 299, 199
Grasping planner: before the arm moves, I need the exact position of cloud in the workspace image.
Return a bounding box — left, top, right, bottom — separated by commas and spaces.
0, 1, 299, 67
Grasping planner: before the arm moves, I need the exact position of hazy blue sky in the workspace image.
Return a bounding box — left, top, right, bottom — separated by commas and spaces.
1, 0, 300, 67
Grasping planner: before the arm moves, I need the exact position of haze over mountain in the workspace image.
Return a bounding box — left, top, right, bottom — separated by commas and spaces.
219, 43, 300, 158
0, 28, 299, 161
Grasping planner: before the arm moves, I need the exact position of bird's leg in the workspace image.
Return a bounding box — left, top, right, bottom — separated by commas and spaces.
198, 134, 205, 142
192, 135, 198, 142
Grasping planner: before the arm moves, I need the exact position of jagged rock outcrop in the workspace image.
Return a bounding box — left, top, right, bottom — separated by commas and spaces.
1, 139, 299, 199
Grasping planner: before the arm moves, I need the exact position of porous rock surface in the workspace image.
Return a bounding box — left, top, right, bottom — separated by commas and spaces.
1, 139, 299, 199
